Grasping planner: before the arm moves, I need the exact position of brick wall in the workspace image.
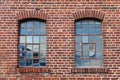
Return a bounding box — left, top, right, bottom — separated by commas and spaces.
0, 0, 120, 80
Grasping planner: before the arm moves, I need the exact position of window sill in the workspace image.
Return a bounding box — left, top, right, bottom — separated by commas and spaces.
17, 67, 49, 73
71, 67, 109, 73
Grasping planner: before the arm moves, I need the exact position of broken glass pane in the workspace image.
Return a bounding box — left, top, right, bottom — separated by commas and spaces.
89, 51, 95, 58
27, 45, 32, 51
19, 44, 25, 51
33, 52, 39, 58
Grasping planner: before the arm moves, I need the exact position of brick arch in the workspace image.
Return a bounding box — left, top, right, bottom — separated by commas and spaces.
73, 10, 105, 21
16, 10, 47, 20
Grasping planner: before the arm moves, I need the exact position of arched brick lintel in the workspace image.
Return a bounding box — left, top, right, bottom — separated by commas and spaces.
16, 10, 47, 21
73, 10, 105, 21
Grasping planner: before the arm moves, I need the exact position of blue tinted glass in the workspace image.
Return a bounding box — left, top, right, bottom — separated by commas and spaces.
96, 22, 101, 27
96, 28, 101, 34
19, 60, 25, 67
33, 59, 39, 66
26, 51, 32, 58
76, 51, 82, 57
96, 52, 102, 59
33, 45, 39, 52
76, 28, 81, 35
82, 36, 88, 43
89, 21, 94, 27
76, 22, 81, 28
26, 60, 32, 66
27, 29, 33, 35
96, 43, 102, 51
40, 36, 46, 43
95, 59, 102, 66
81, 59, 89, 66
33, 36, 39, 43
89, 36, 95, 43
27, 21, 33, 28
19, 44, 25, 51
33, 52, 39, 58
40, 53, 46, 62
19, 52, 25, 59
75, 54, 81, 66
39, 29, 46, 35
40, 62, 46, 66
83, 44, 89, 51
82, 21, 88, 27
89, 29, 95, 34
89, 51, 95, 58
20, 29, 27, 35
82, 29, 88, 34
75, 36, 81, 43
40, 44, 46, 52
21, 22, 26, 28
75, 44, 82, 51
40, 22, 46, 29
89, 44, 95, 51
34, 21, 40, 28
83, 51, 89, 58
96, 36, 102, 43
34, 29, 40, 35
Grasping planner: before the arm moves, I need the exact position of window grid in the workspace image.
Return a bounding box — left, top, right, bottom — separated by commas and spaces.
19, 20, 46, 67
75, 20, 102, 68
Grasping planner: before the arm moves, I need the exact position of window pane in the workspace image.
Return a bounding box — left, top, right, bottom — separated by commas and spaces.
20, 36, 25, 43
27, 29, 33, 35
82, 21, 88, 27
40, 53, 46, 66
96, 43, 102, 51
89, 21, 95, 27
75, 44, 82, 51
19, 44, 25, 51
33, 59, 39, 66
19, 60, 25, 67
75, 54, 81, 66
27, 36, 32, 43
96, 22, 101, 27
82, 36, 88, 43
89, 51, 95, 58
75, 36, 81, 43
82, 29, 88, 34
26, 51, 32, 58
76, 21, 81, 28
39, 29, 46, 35
40, 61, 46, 66
89, 29, 95, 34
27, 21, 33, 28
89, 36, 95, 43
40, 44, 46, 52
40, 36, 46, 43
21, 22, 26, 28
33, 45, 39, 52
27, 45, 32, 51
33, 52, 39, 58
76, 28, 81, 35
75, 51, 82, 58
26, 60, 32, 66
34, 21, 40, 28
83, 51, 89, 58
19, 52, 25, 59
89, 44, 95, 51
33, 36, 39, 43
81, 59, 89, 67
96, 27, 101, 34
96, 52, 102, 59
40, 22, 46, 29
96, 36, 102, 43
83, 44, 89, 51
34, 29, 40, 35
20, 29, 27, 35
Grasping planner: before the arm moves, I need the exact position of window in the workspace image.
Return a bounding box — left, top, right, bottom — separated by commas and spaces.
75, 19, 102, 68
19, 19, 46, 67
